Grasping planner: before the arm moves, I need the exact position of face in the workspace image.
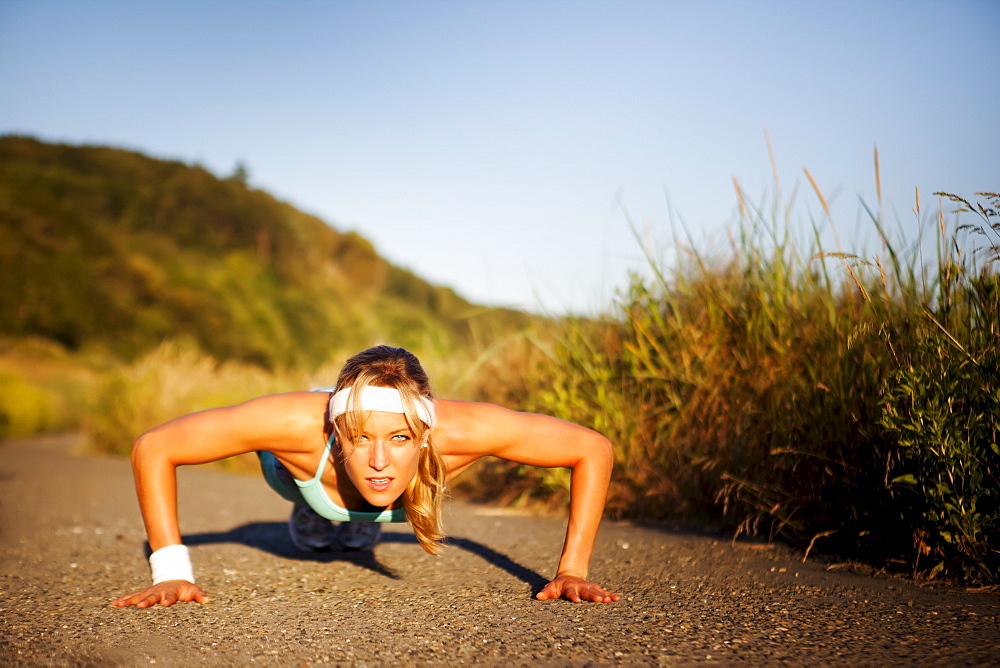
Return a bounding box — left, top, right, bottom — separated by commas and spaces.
336, 410, 423, 509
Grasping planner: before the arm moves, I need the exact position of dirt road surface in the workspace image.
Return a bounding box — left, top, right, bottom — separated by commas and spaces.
1, 434, 998, 666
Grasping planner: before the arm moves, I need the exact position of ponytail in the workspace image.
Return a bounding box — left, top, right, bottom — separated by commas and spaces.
403, 437, 447, 554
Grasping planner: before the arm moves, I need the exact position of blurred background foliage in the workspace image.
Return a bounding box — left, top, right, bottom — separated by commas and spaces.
0, 135, 532, 367
2, 136, 996, 584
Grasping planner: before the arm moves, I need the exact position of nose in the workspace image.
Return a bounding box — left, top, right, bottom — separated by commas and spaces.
369, 441, 390, 471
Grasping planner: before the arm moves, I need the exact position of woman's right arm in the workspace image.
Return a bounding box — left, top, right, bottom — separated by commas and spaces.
112, 393, 320, 608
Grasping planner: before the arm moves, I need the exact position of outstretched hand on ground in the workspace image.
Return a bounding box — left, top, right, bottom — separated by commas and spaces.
112, 580, 210, 608
536, 573, 620, 603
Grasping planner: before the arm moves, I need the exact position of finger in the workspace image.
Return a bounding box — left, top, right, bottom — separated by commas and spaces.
563, 584, 583, 603
582, 586, 609, 602
593, 585, 620, 602
572, 582, 620, 603
179, 587, 209, 604
111, 593, 139, 607
535, 581, 561, 601
160, 589, 179, 607
118, 588, 155, 607
136, 593, 159, 609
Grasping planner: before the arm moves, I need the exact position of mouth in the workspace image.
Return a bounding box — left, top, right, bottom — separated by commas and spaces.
366, 477, 394, 492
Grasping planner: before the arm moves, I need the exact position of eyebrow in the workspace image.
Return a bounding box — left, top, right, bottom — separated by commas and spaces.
356, 428, 413, 437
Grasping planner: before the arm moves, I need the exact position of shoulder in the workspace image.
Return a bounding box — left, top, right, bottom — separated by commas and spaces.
148, 391, 328, 452
433, 399, 514, 437
231, 391, 329, 444
221, 391, 327, 424
132, 391, 330, 466
239, 390, 329, 414
432, 399, 579, 454
429, 399, 517, 473
432, 398, 610, 469
431, 400, 500, 452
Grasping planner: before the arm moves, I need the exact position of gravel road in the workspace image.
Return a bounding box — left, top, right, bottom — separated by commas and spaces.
1, 434, 998, 666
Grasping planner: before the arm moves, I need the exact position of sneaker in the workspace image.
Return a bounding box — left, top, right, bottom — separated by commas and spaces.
288, 503, 336, 551
337, 521, 383, 551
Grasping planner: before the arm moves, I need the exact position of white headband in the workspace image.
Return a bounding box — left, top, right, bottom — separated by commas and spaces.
329, 385, 435, 427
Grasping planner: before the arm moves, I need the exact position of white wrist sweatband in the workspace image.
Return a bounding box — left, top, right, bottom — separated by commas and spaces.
149, 544, 195, 584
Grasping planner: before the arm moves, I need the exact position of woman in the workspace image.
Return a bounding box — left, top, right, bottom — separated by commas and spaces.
113, 346, 620, 608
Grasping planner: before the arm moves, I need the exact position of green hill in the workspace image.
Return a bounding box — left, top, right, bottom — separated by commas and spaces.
0, 135, 530, 369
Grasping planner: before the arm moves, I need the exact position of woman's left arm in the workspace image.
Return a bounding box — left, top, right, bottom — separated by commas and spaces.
535, 426, 620, 603
444, 402, 621, 603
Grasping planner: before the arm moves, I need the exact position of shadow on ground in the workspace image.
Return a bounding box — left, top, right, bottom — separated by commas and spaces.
179, 522, 548, 594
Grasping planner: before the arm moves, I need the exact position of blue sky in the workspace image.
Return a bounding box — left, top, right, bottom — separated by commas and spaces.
2, 0, 997, 314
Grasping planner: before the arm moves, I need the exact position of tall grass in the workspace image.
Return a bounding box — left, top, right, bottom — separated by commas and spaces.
482, 164, 998, 583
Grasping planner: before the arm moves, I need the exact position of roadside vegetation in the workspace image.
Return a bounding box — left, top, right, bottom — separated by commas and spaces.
2, 136, 995, 584
471, 163, 998, 585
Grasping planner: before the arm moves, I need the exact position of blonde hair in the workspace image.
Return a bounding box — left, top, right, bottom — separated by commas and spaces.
332, 346, 447, 554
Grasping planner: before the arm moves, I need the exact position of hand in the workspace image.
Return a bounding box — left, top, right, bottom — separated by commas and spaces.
111, 580, 210, 608
536, 572, 621, 603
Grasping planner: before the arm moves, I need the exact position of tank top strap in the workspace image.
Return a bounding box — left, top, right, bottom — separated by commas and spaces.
311, 431, 335, 482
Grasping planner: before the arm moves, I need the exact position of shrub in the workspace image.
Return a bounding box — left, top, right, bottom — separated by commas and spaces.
0, 370, 60, 438
882, 334, 999, 582
879, 194, 1000, 583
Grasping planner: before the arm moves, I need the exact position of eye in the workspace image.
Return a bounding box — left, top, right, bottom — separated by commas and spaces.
391, 433, 411, 443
